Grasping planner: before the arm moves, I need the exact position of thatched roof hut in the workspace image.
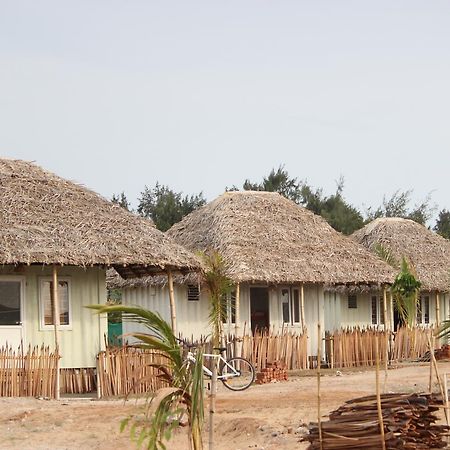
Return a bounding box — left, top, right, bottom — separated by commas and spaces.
0, 158, 199, 278
352, 217, 450, 292
163, 191, 395, 285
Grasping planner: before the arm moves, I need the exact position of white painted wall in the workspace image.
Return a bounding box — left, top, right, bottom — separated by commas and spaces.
0, 266, 107, 368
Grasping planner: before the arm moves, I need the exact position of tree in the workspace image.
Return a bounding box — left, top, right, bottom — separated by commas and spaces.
137, 183, 206, 231
434, 209, 450, 239
390, 258, 421, 328
366, 190, 435, 226
90, 305, 204, 450
111, 192, 131, 211
240, 167, 364, 234
200, 250, 233, 450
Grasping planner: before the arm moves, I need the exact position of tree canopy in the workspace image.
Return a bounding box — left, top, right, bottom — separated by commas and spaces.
137, 183, 206, 231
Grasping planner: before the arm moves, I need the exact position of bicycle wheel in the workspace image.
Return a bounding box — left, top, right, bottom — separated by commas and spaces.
220, 357, 255, 391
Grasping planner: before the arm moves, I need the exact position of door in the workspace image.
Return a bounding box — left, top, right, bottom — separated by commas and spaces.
250, 287, 269, 333
0, 279, 23, 349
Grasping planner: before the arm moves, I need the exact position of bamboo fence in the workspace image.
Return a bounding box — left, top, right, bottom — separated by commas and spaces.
239, 329, 308, 371
391, 326, 435, 362
97, 346, 170, 398
60, 368, 96, 394
0, 344, 59, 398
194, 329, 309, 371
326, 326, 435, 369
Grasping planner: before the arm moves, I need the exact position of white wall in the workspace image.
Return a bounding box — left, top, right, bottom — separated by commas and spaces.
0, 265, 107, 368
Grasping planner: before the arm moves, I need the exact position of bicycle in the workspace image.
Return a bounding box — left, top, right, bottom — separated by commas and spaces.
183, 343, 255, 391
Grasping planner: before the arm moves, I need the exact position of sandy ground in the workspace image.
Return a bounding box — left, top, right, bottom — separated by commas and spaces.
1, 362, 449, 450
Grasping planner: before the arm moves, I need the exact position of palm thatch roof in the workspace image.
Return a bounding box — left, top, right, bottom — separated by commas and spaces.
0, 158, 199, 278
164, 191, 395, 285
352, 218, 450, 292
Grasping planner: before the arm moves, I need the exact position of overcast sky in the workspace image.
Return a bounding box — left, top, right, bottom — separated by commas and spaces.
1, 1, 449, 222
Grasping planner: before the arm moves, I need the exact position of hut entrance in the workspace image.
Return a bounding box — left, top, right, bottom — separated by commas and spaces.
250, 287, 270, 333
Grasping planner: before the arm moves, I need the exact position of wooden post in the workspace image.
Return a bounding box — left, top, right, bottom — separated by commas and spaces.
317, 323, 322, 450
382, 286, 388, 330
375, 336, 386, 450
209, 358, 217, 450
389, 291, 394, 331
429, 335, 434, 393
300, 284, 305, 333
234, 283, 240, 357
52, 265, 61, 401
436, 292, 441, 348
167, 270, 177, 336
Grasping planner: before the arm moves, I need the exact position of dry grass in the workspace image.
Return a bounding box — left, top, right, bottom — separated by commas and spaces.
352, 217, 450, 291
166, 191, 395, 285
0, 158, 200, 278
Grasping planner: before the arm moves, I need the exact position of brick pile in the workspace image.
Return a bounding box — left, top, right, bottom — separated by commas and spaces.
255, 361, 288, 384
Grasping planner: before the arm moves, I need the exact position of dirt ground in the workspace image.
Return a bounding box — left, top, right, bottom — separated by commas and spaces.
1, 362, 449, 450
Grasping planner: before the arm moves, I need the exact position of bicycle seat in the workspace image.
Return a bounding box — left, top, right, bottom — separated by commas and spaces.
213, 347, 227, 353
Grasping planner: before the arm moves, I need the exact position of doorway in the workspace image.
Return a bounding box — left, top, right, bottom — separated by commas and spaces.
250, 287, 269, 333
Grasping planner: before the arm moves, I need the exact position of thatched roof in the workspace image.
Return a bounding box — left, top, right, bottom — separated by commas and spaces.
0, 158, 199, 278
165, 191, 395, 285
352, 218, 450, 292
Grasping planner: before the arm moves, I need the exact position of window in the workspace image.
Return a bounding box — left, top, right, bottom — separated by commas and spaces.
280, 288, 301, 325
40, 279, 71, 328
348, 295, 357, 309
0, 281, 21, 326
371, 296, 385, 325
417, 295, 430, 325
222, 291, 236, 325
187, 284, 200, 302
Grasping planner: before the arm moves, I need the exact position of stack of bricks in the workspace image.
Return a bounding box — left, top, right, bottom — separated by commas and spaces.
255, 361, 288, 384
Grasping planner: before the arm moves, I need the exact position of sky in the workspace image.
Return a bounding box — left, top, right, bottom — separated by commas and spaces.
1, 1, 449, 223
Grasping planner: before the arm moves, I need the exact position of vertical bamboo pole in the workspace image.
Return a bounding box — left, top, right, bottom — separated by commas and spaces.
234, 283, 240, 356
436, 292, 441, 348
209, 359, 217, 450
317, 323, 322, 450
167, 270, 177, 336
375, 336, 386, 450
429, 335, 434, 393
300, 284, 306, 333
389, 291, 394, 331
52, 265, 61, 401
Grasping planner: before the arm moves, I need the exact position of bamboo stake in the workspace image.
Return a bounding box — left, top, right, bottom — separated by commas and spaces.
167, 270, 177, 336
375, 336, 386, 450
300, 284, 306, 333
234, 283, 240, 356
209, 358, 217, 450
52, 265, 61, 401
436, 292, 441, 348
317, 323, 323, 450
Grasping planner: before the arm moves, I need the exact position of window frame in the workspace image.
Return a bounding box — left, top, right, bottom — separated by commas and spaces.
417, 294, 430, 325
347, 294, 358, 309
186, 284, 200, 302
0, 276, 25, 328
39, 277, 72, 331
371, 295, 385, 326
279, 287, 301, 326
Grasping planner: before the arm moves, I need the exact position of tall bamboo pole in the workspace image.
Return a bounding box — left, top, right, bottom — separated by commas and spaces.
300, 284, 306, 333
234, 283, 240, 357
167, 270, 177, 336
52, 265, 60, 401
375, 336, 386, 450
317, 323, 322, 450
436, 292, 441, 348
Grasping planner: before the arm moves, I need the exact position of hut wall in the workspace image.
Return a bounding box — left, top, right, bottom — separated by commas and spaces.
122, 284, 212, 340
0, 265, 107, 368
339, 293, 373, 328
324, 291, 341, 331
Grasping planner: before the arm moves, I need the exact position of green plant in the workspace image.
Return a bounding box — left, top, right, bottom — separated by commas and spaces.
90, 305, 204, 450
390, 258, 421, 328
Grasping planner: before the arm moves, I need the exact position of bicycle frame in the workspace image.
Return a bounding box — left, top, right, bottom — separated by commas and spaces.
186, 351, 240, 380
